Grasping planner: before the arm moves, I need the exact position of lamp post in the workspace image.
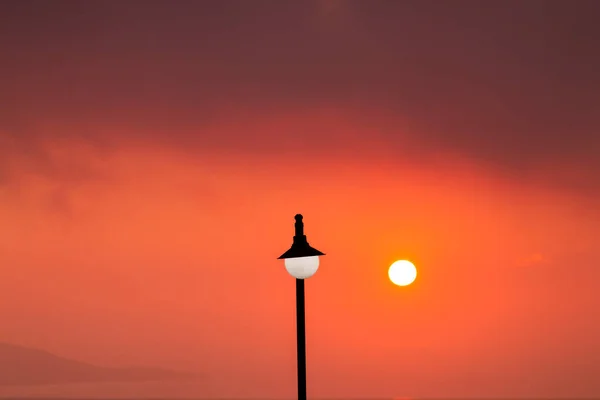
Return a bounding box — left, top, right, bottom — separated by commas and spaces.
278, 214, 325, 400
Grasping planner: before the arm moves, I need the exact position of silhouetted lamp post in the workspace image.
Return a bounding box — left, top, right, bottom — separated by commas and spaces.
278, 214, 325, 400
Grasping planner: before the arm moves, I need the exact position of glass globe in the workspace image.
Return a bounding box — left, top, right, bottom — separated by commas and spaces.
284, 256, 320, 279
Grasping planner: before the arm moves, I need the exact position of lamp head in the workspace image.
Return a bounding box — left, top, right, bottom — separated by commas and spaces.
278, 214, 325, 279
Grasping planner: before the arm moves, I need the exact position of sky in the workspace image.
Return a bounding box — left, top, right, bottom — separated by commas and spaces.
1, 0, 600, 398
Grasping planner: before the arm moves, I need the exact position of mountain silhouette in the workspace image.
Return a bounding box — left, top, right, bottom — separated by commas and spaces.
0, 342, 194, 386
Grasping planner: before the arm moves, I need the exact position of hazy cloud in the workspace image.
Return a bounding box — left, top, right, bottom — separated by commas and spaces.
516, 253, 548, 268
1, 0, 599, 195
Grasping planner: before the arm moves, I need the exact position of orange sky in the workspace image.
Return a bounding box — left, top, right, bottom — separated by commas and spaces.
1, 1, 600, 398
1, 113, 599, 398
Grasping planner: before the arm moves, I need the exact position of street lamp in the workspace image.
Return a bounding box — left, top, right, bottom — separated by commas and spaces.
278, 214, 325, 400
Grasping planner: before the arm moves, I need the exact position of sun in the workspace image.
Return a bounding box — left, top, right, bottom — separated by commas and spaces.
388, 260, 417, 286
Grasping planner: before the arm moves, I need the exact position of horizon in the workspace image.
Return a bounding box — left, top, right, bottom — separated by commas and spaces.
4, 396, 600, 399
0, 343, 598, 400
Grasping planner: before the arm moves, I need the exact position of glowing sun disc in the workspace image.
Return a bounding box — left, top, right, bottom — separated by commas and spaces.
388, 260, 417, 286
